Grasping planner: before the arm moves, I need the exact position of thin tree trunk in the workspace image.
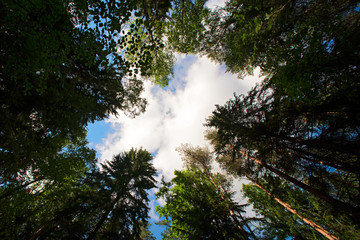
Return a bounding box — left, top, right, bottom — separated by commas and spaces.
27, 204, 77, 240
202, 166, 250, 240
248, 177, 339, 240
86, 195, 120, 240
238, 150, 359, 219
203, 165, 258, 239
181, 146, 250, 239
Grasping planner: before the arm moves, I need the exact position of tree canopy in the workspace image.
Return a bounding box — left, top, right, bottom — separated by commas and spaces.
1, 0, 359, 238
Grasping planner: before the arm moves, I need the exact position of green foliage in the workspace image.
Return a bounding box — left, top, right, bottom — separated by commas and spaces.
119, 0, 175, 86
0, 148, 157, 239
0, 0, 154, 180
0, 137, 97, 239
121, 18, 175, 87
205, 82, 359, 215
166, 0, 210, 53
156, 168, 247, 239
199, 0, 360, 79
204, 2, 360, 226
205, 85, 360, 234
140, 221, 156, 240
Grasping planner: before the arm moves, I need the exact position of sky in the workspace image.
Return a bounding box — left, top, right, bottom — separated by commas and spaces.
85, 1, 264, 238
92, 54, 262, 179
87, 54, 263, 238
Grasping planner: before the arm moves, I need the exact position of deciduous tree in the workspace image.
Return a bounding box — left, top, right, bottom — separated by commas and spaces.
156, 168, 250, 239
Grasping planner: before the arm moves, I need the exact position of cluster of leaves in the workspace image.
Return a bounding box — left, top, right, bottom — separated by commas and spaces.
156, 168, 248, 240
166, 0, 210, 54
121, 16, 175, 87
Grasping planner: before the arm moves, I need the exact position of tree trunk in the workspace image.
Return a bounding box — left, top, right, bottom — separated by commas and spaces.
238, 150, 359, 221
27, 204, 77, 240
181, 145, 250, 239
248, 177, 339, 240
202, 166, 250, 240
86, 194, 120, 240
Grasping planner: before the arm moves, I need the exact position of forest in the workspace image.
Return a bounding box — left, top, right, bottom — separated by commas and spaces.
0, 0, 359, 239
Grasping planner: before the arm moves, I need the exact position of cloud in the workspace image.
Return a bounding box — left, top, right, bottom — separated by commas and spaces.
148, 198, 160, 221
206, 0, 226, 9
97, 55, 263, 181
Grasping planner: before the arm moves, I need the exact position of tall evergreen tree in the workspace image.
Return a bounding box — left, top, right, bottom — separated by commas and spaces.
205, 83, 360, 224
86, 148, 157, 240
37, 148, 157, 240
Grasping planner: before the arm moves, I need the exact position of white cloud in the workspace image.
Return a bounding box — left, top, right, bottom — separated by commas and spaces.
206, 0, 226, 10
148, 198, 160, 221
95, 55, 263, 223
97, 55, 263, 181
